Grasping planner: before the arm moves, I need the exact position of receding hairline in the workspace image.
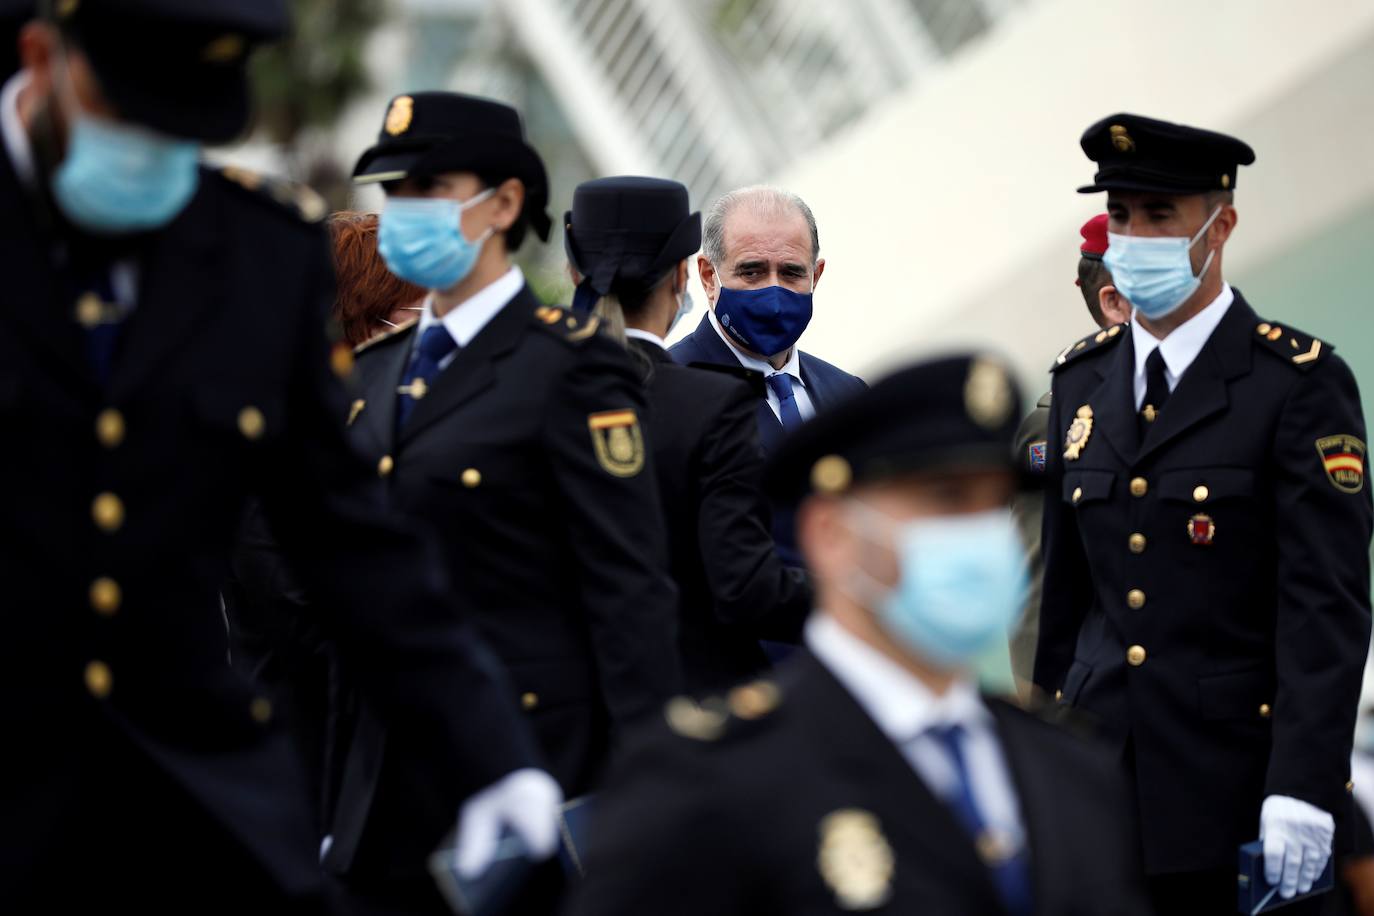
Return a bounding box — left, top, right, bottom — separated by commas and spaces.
703, 185, 819, 266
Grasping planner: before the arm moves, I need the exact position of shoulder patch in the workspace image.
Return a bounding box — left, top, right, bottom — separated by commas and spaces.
218, 165, 328, 223
1252, 320, 1331, 372
687, 360, 768, 398
353, 317, 417, 355
532, 304, 601, 345
1050, 322, 1126, 372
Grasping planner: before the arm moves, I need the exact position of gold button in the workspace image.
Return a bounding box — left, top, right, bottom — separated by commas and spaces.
92, 492, 125, 533
1095, 331, 1108, 344
1128, 533, 1146, 554
330, 343, 355, 379
95, 408, 125, 448
1130, 477, 1148, 497
377, 455, 394, 477
1126, 645, 1147, 667
250, 697, 273, 724
85, 660, 112, 698
1348, 780, 1355, 793
521, 691, 539, 711
1071, 486, 1083, 504
1054, 690, 1064, 702
1257, 323, 1272, 336
75, 292, 104, 328
1127, 589, 1146, 609
1259, 703, 1272, 718
90, 577, 121, 616
237, 406, 265, 441
461, 468, 482, 488
1193, 485, 1209, 503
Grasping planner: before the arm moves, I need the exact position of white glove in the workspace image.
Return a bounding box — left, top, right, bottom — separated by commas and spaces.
453, 768, 563, 879
1260, 794, 1335, 898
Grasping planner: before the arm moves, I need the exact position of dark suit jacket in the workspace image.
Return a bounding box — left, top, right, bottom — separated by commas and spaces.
1035, 293, 1372, 873
669, 313, 866, 566
567, 650, 1150, 915
346, 290, 682, 808
629, 337, 811, 692
0, 156, 533, 898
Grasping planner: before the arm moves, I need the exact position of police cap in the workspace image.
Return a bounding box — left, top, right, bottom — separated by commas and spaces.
1078, 112, 1255, 195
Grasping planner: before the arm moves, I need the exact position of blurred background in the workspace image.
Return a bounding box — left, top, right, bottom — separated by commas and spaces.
222, 0, 1374, 430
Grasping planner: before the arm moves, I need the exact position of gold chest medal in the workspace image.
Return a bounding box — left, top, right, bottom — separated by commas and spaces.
1063, 405, 1094, 461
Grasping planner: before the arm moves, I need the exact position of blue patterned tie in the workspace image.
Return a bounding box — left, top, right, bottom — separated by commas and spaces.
765, 372, 804, 431
926, 724, 1034, 916
395, 324, 458, 434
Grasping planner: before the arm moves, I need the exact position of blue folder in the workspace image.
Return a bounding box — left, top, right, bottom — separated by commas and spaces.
1237, 839, 1335, 913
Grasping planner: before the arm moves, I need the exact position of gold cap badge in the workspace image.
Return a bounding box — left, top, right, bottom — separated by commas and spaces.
811, 454, 852, 494
385, 95, 415, 136
817, 809, 895, 910
1109, 124, 1135, 153
202, 34, 245, 64
964, 357, 1013, 429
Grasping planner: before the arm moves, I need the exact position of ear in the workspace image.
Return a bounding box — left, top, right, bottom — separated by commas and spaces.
1098, 284, 1131, 326
697, 254, 718, 304
811, 257, 826, 291
19, 22, 58, 99
491, 177, 526, 232
1209, 204, 1237, 249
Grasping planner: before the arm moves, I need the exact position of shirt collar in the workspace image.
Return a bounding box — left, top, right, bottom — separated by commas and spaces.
805, 613, 989, 744
1132, 283, 1234, 382
624, 327, 666, 350
1, 71, 35, 188
707, 307, 805, 385
416, 265, 524, 348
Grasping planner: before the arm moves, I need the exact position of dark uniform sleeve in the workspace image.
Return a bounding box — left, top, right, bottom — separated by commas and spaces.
1033, 381, 1093, 693
1264, 355, 1372, 814
696, 379, 812, 639
253, 235, 538, 801
1010, 398, 1050, 689
541, 337, 683, 727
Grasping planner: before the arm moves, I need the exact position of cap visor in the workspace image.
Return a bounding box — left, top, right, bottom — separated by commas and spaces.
352, 151, 424, 185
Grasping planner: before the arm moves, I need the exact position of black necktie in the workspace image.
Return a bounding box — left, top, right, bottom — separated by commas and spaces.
1140, 348, 1170, 434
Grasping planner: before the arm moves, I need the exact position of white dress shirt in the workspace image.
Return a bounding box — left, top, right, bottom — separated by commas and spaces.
708, 307, 816, 423
413, 266, 524, 370
624, 327, 667, 350
806, 614, 1026, 851
1130, 284, 1234, 409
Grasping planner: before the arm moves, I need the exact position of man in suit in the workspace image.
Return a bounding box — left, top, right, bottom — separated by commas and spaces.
343, 95, 682, 900
567, 355, 1151, 916
1035, 113, 1372, 912
0, 3, 555, 912
670, 185, 866, 567
1009, 213, 1129, 696
564, 175, 812, 692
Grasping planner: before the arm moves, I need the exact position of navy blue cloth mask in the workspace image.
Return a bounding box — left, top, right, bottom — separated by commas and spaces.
714, 284, 813, 356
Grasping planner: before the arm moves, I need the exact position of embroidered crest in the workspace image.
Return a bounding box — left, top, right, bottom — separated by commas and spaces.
1063, 405, 1094, 461
964, 357, 1013, 429
588, 409, 645, 478
1187, 513, 1216, 546
1027, 440, 1047, 474
385, 96, 415, 136
817, 809, 895, 911
1316, 435, 1366, 494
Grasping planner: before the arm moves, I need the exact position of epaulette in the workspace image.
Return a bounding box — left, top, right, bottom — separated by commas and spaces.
1050, 322, 1127, 371
1251, 319, 1330, 372
217, 165, 328, 224
531, 304, 601, 344
663, 679, 782, 743
353, 317, 418, 355
687, 361, 768, 398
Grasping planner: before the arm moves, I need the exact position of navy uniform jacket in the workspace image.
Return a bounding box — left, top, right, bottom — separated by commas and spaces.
1034, 292, 1372, 874
629, 337, 811, 692
566, 651, 1150, 916
0, 157, 534, 899
669, 312, 866, 566
346, 291, 682, 803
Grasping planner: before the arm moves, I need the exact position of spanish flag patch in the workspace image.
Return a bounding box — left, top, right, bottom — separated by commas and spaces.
587, 409, 645, 478
1316, 434, 1366, 494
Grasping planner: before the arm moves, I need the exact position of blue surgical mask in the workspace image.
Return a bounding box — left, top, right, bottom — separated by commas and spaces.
1102, 206, 1222, 320
713, 281, 813, 356
669, 288, 694, 336
378, 190, 495, 291
52, 115, 201, 234
846, 506, 1028, 668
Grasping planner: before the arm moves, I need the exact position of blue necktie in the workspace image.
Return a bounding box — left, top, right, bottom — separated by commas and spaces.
765, 372, 804, 431
927, 724, 1034, 916
70, 266, 121, 385
396, 324, 458, 434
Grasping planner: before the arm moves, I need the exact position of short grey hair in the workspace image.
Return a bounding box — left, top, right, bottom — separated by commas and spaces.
701, 185, 820, 267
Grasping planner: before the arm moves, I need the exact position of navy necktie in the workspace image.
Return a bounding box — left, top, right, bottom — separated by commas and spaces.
765, 372, 804, 431
69, 265, 121, 385
396, 324, 458, 434
1140, 348, 1170, 434
926, 724, 1034, 916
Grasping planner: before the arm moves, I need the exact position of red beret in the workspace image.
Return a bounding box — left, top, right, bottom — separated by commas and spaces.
1079, 213, 1109, 259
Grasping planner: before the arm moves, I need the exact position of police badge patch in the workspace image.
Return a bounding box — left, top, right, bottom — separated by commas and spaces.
1316, 435, 1366, 494
1027, 440, 1047, 473
588, 409, 645, 478
1063, 405, 1094, 461
817, 809, 895, 910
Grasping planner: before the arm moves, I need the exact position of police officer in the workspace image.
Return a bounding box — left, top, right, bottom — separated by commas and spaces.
0, 2, 556, 911
1035, 113, 1373, 912
567, 355, 1151, 916
346, 94, 681, 840
1009, 213, 1129, 694
564, 176, 812, 692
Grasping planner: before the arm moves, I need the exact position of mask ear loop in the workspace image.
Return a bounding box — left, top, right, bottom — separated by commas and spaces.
1188, 204, 1224, 283
833, 500, 903, 613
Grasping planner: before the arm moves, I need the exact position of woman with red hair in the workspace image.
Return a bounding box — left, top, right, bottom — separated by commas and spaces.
328, 210, 425, 346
